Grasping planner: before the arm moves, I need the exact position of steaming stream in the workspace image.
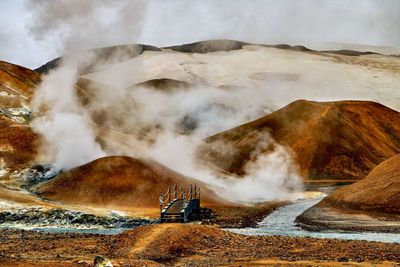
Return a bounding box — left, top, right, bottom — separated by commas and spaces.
228, 185, 400, 243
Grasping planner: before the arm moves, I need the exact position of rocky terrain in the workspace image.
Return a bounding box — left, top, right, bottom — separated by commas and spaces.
322, 154, 400, 213
0, 39, 399, 265
200, 100, 400, 180
0, 224, 400, 266
0, 61, 40, 182
297, 154, 400, 232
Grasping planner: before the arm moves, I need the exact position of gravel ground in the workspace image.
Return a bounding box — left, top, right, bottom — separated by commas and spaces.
0, 224, 400, 266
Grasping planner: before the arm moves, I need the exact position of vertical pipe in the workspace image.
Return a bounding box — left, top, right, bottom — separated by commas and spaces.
174, 184, 177, 199
159, 193, 163, 213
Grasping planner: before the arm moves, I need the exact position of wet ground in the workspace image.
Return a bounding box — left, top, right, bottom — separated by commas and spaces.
228, 184, 400, 243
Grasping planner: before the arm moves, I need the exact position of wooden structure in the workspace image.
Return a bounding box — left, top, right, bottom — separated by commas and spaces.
160, 184, 201, 222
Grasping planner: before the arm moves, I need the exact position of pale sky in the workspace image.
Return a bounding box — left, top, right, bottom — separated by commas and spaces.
1, 0, 399, 69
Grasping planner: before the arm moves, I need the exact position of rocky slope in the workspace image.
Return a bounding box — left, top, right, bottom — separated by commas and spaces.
0, 61, 40, 179
296, 154, 400, 232
319, 154, 400, 213
200, 100, 400, 180
0, 60, 40, 102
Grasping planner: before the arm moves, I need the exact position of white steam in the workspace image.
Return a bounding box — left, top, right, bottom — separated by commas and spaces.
34, 0, 400, 203
30, 47, 303, 203
31, 57, 105, 170
82, 69, 303, 202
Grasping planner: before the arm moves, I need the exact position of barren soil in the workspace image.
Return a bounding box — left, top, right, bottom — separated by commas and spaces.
1, 224, 400, 266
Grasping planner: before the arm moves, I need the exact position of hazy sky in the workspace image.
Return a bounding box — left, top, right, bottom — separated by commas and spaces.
1, 0, 399, 69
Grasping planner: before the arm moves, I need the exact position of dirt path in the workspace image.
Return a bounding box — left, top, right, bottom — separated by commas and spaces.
322, 106, 330, 117
129, 224, 173, 256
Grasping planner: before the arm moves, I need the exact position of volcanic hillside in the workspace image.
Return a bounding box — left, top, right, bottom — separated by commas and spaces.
42, 39, 397, 163
200, 100, 400, 180
36, 156, 226, 211
318, 154, 400, 214
0, 61, 40, 175
0, 60, 40, 103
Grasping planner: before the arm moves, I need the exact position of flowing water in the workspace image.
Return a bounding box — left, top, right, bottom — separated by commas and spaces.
0, 223, 127, 235
228, 185, 400, 243
3, 184, 400, 241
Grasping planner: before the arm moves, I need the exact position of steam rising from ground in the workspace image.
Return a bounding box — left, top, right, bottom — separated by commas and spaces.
31, 56, 105, 170
31, 48, 303, 203
27, 0, 400, 203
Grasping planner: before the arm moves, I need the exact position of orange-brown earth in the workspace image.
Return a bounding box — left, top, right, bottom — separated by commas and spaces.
200, 100, 400, 180
36, 156, 228, 217
0, 117, 39, 173
0, 62, 40, 175
322, 154, 400, 213
0, 224, 400, 266
0, 60, 40, 103
297, 154, 400, 232
35, 156, 286, 222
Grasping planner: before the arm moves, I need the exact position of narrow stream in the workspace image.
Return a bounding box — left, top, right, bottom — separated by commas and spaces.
0, 223, 128, 235
0, 206, 151, 235
228, 186, 400, 244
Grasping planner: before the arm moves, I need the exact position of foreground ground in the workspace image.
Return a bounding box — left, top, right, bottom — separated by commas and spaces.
209, 201, 287, 228
1, 224, 400, 266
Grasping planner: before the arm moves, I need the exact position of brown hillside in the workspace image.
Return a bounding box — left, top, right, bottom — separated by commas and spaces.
321, 154, 400, 214
200, 100, 400, 180
0, 117, 39, 170
36, 156, 226, 211
0, 61, 40, 102
0, 61, 40, 172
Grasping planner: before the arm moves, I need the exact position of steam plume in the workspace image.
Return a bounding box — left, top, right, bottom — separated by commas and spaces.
32, 0, 400, 202
31, 55, 105, 170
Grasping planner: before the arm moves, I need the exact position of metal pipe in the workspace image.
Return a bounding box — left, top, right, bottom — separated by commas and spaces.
159, 193, 163, 212
189, 184, 193, 200
174, 184, 177, 199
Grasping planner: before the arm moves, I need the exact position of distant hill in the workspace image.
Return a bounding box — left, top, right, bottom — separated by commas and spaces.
35, 39, 378, 75
36, 156, 226, 210
35, 44, 161, 74
200, 100, 400, 180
